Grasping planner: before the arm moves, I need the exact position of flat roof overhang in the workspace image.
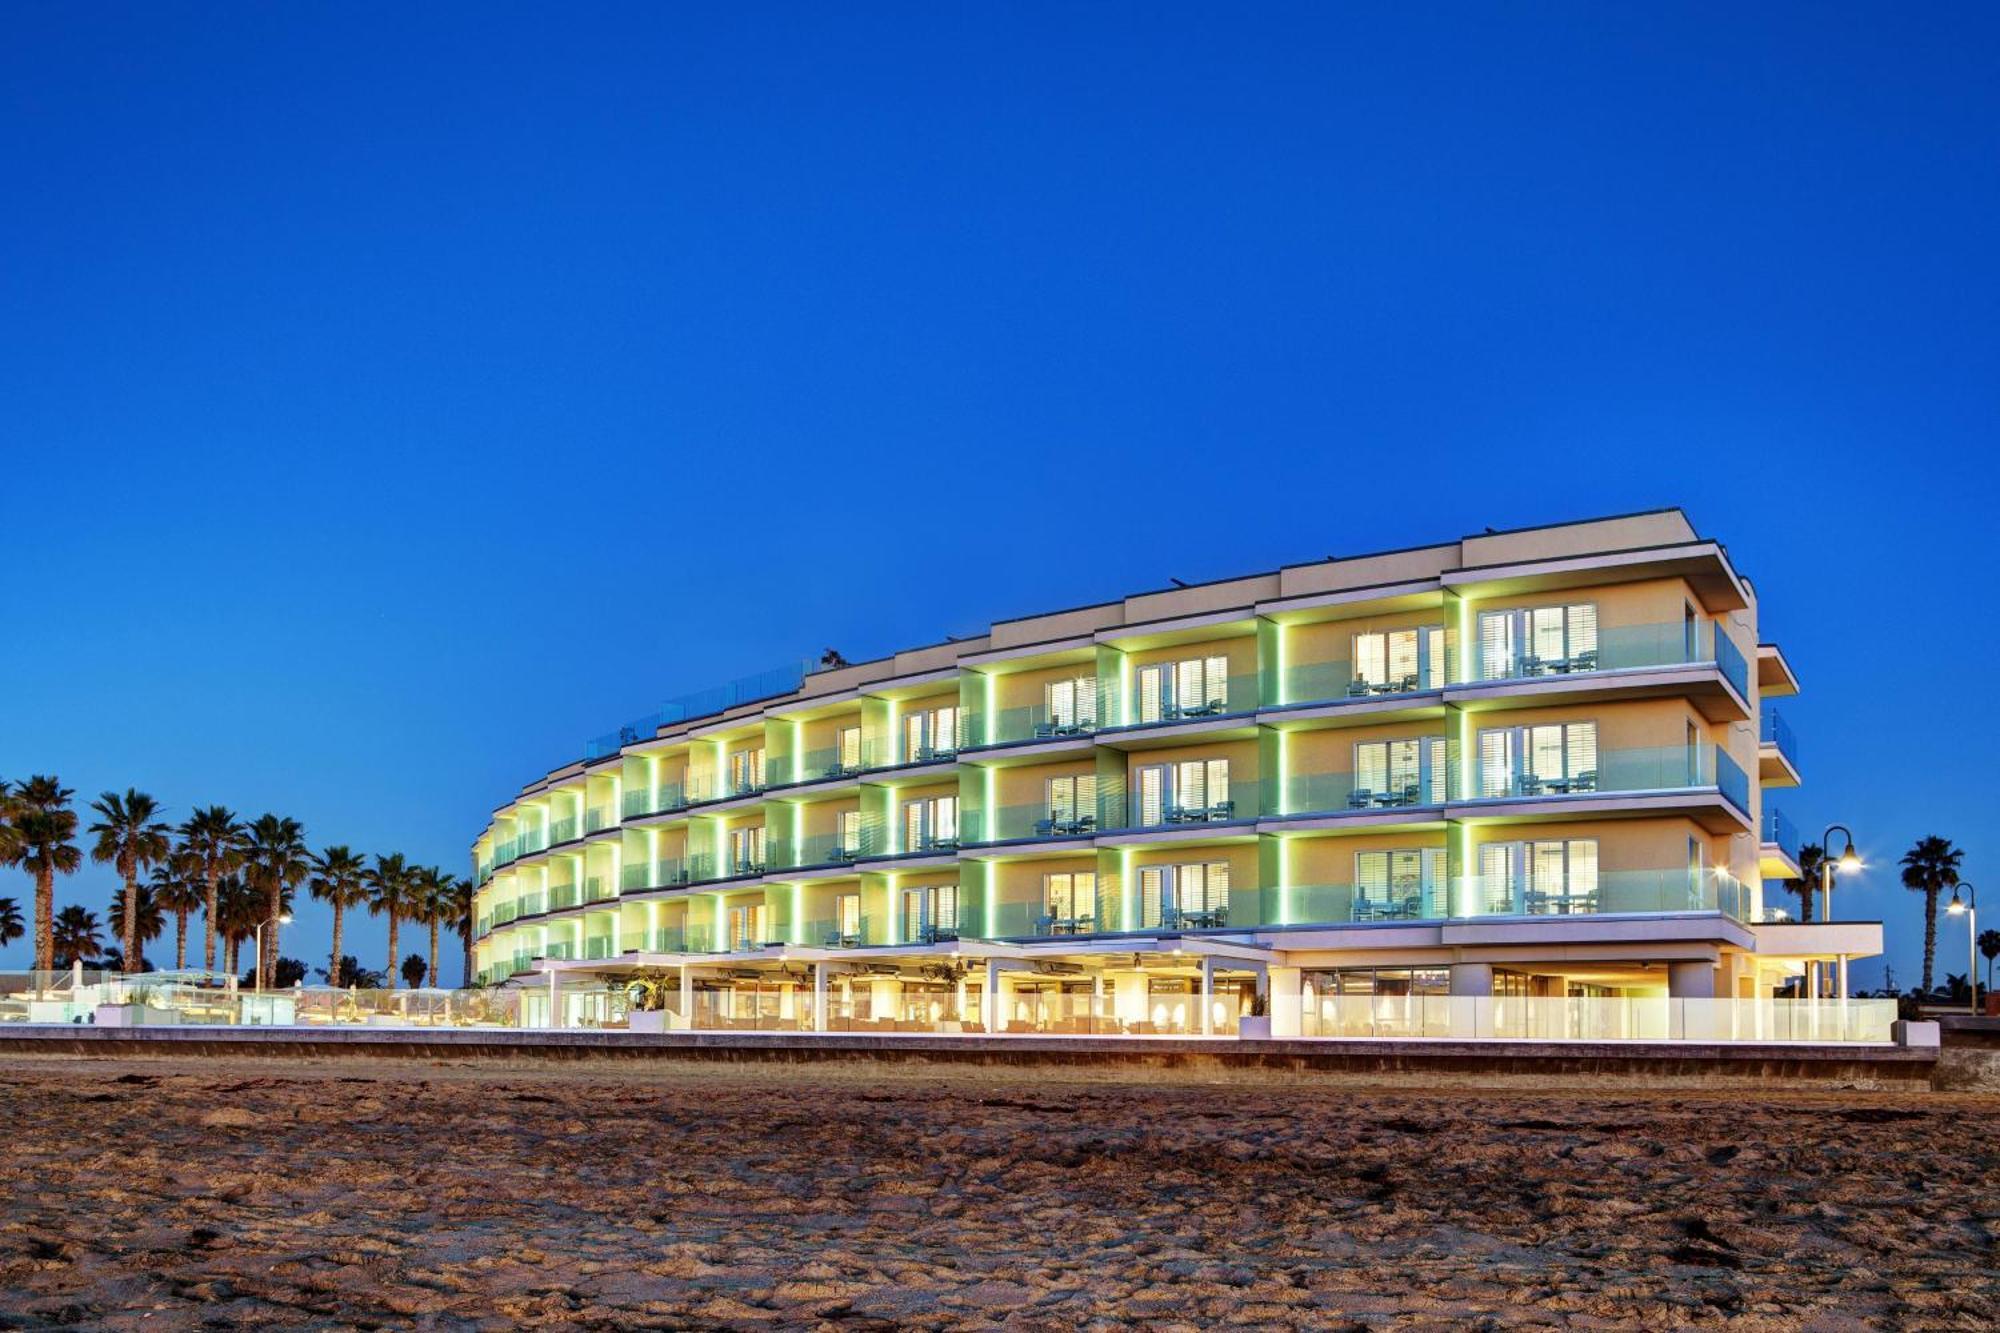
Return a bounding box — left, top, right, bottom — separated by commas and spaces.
1441, 541, 1751, 614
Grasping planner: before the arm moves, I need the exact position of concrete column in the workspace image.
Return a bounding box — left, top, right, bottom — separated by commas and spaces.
546, 968, 559, 1030
679, 963, 693, 1029
1837, 954, 1849, 1002
1449, 962, 1495, 997
1668, 960, 1715, 998
1199, 956, 1215, 1036
812, 961, 829, 1032
1268, 966, 1302, 1037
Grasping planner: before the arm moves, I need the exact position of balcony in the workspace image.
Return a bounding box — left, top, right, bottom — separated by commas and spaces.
623, 783, 692, 819
964, 706, 1098, 750
987, 900, 1119, 939
494, 838, 518, 866
584, 805, 615, 833
1457, 743, 1751, 829
1275, 770, 1447, 820
549, 816, 578, 845
1458, 619, 1750, 719
549, 881, 579, 910
583, 875, 616, 904
1760, 806, 1802, 879
1107, 672, 1261, 733
962, 803, 1097, 846
783, 746, 867, 786
805, 915, 875, 948
768, 831, 861, 871
620, 858, 693, 892
1451, 866, 1752, 920
1277, 659, 1444, 712
1289, 880, 1447, 924
1759, 709, 1801, 786
639, 924, 716, 953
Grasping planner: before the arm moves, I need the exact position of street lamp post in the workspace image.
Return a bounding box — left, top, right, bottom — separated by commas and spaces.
1947, 883, 1979, 1016
1815, 824, 1861, 1003
253, 910, 294, 994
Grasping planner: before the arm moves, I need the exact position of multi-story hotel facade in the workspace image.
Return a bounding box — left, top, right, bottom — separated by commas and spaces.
469, 510, 1882, 1038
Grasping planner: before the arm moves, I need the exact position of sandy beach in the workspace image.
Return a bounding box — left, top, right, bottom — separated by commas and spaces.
0, 1056, 1993, 1329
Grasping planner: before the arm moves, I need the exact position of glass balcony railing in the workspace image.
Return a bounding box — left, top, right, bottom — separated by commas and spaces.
803, 915, 876, 948
687, 851, 767, 883
1470, 619, 1751, 699
1278, 660, 1445, 710
986, 900, 1119, 939
1107, 672, 1262, 729
1459, 744, 1750, 816
621, 858, 693, 891
584, 805, 614, 832
963, 803, 1099, 845
1763, 805, 1799, 854
583, 935, 615, 961
549, 816, 578, 844
624, 783, 692, 818
1452, 867, 1751, 920
768, 832, 861, 870
964, 706, 1099, 749
514, 891, 547, 918
785, 745, 867, 784
549, 882, 579, 910
545, 940, 575, 961
1288, 881, 1449, 924
583, 876, 615, 904
1112, 786, 1264, 832
494, 839, 518, 866
638, 924, 716, 953
1760, 708, 1798, 766
1276, 771, 1447, 818
518, 829, 549, 856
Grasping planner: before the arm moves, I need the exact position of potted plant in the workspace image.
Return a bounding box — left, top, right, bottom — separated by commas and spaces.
1237, 990, 1271, 1040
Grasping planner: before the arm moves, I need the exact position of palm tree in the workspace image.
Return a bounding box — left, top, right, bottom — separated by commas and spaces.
0, 780, 17, 875
149, 853, 205, 970
105, 881, 165, 972
308, 845, 371, 987
1778, 844, 1828, 923
178, 806, 244, 973
7, 777, 81, 974
51, 905, 102, 969
1900, 835, 1964, 995
242, 814, 310, 990
0, 897, 23, 950
450, 875, 476, 987
214, 875, 264, 979
368, 853, 413, 983
1979, 929, 1999, 997
416, 869, 468, 988
89, 789, 173, 973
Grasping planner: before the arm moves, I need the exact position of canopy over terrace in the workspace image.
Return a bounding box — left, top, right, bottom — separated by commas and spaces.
525, 933, 1276, 1035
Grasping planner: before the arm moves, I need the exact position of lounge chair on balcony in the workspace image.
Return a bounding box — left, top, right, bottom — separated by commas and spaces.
1035, 913, 1056, 936
1348, 788, 1374, 810
1207, 799, 1236, 821
1033, 721, 1057, 740
1346, 676, 1373, 698
1570, 769, 1599, 793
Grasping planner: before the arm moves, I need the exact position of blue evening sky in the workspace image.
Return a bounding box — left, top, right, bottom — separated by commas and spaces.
3, 4, 1995, 988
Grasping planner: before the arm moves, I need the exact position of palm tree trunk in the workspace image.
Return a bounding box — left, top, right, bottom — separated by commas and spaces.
264, 883, 282, 991
202, 869, 219, 973
429, 921, 440, 988
1923, 889, 1939, 993
35, 866, 53, 976
174, 911, 188, 970
121, 871, 138, 974
462, 927, 472, 990
330, 904, 345, 989
386, 913, 400, 986
224, 935, 237, 979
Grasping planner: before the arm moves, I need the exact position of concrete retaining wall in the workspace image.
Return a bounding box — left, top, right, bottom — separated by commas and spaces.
0, 1025, 1941, 1090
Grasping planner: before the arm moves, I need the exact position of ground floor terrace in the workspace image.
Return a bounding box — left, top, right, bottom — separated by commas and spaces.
520, 913, 1893, 1044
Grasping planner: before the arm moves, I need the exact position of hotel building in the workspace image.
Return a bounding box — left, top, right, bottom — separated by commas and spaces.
468, 510, 1881, 1038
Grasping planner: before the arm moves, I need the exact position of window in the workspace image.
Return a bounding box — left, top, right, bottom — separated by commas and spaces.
1044, 871, 1098, 926
1478, 838, 1599, 915
1477, 604, 1599, 679
1135, 654, 1231, 723
902, 795, 959, 852
902, 883, 958, 938
834, 892, 861, 939
1476, 723, 1598, 798
1353, 737, 1445, 806
833, 809, 861, 857
1354, 848, 1444, 920
727, 747, 766, 795
1045, 774, 1098, 827
1134, 758, 1231, 826
1138, 860, 1231, 928
728, 825, 766, 874
836, 725, 862, 772
1352, 627, 1445, 693
726, 903, 769, 952
904, 706, 960, 762
1046, 676, 1099, 730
